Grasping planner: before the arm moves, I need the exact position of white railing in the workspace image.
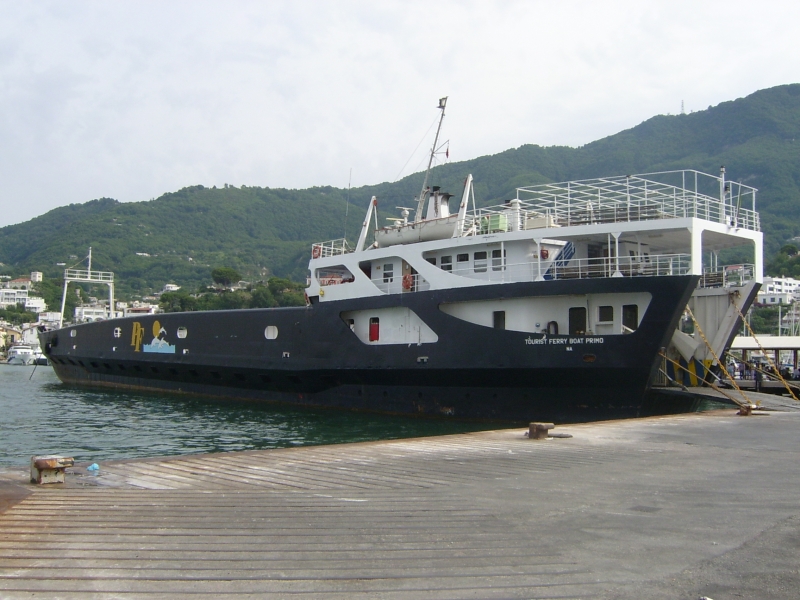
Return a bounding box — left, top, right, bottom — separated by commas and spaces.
700, 264, 755, 288
64, 269, 114, 282
370, 254, 691, 294
371, 273, 431, 294
462, 170, 760, 235
311, 238, 350, 259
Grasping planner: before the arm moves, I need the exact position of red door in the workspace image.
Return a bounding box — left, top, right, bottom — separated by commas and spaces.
369, 317, 380, 342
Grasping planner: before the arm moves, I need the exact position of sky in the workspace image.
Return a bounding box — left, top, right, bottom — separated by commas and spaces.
1, 0, 798, 227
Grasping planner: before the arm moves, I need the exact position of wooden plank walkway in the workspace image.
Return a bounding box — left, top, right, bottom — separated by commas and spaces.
2, 409, 800, 598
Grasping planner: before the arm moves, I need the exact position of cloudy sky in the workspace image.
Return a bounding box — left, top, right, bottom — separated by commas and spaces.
1, 1, 798, 227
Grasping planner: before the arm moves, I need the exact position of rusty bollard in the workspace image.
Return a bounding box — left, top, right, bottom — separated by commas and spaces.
528, 422, 554, 440
30, 456, 74, 484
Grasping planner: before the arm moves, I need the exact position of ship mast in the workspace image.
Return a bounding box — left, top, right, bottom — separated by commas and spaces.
414, 97, 447, 223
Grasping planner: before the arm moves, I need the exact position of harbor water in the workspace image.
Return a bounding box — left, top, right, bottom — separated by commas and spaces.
0, 364, 497, 468
1, 364, 732, 469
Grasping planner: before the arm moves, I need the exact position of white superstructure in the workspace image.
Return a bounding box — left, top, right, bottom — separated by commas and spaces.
306, 166, 762, 379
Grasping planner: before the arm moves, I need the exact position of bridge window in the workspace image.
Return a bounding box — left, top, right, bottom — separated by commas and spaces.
492, 249, 506, 271
383, 263, 394, 283
598, 306, 613, 323
441, 256, 452, 272
474, 251, 487, 273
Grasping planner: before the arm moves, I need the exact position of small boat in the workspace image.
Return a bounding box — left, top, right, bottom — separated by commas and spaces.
6, 345, 36, 366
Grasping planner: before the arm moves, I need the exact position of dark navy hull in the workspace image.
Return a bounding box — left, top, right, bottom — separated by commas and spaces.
40, 276, 698, 424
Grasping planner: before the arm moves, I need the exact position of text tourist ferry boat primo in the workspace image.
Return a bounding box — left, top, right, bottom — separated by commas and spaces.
40, 101, 763, 422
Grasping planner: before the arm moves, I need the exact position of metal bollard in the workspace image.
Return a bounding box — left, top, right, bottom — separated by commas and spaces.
528, 422, 554, 440
30, 456, 74, 484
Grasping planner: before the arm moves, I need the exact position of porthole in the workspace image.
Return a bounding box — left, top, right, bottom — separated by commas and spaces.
70, 330, 77, 338
177, 327, 188, 339
264, 326, 279, 340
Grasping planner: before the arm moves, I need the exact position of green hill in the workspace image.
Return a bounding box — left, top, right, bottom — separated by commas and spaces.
2, 83, 800, 298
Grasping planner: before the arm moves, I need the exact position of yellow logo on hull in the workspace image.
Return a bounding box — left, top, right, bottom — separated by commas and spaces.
131, 322, 144, 352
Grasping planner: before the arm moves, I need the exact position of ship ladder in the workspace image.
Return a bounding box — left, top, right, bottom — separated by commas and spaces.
685, 305, 755, 411
659, 351, 753, 412
731, 303, 800, 402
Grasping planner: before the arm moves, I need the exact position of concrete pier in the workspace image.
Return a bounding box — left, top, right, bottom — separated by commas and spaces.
2, 407, 800, 599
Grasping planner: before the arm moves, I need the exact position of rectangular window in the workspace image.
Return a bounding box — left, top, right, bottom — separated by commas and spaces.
457, 253, 469, 263
383, 263, 394, 283
425, 257, 436, 265
622, 304, 638, 332
492, 249, 506, 271
369, 317, 380, 342
441, 256, 452, 272
569, 307, 587, 336
598, 305, 614, 323
493, 310, 505, 330
474, 251, 487, 273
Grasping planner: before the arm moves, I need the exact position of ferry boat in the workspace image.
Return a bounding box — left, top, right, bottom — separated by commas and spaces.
39, 101, 763, 422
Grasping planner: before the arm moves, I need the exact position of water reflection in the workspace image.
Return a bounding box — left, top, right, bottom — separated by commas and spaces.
0, 366, 498, 467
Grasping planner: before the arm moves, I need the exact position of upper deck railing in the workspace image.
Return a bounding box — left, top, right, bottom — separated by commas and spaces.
466, 170, 760, 234
311, 170, 760, 254
311, 239, 350, 259
363, 258, 755, 296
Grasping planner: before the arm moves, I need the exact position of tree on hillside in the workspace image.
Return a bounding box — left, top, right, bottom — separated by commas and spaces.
211, 267, 241, 288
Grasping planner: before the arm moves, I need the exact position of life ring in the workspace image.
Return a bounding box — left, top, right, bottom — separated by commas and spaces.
402, 273, 414, 290
311, 245, 321, 259
540, 248, 549, 259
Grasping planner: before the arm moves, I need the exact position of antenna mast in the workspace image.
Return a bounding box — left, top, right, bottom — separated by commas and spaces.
415, 97, 447, 222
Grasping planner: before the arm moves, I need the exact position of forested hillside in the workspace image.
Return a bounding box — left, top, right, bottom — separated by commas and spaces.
1, 83, 799, 298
